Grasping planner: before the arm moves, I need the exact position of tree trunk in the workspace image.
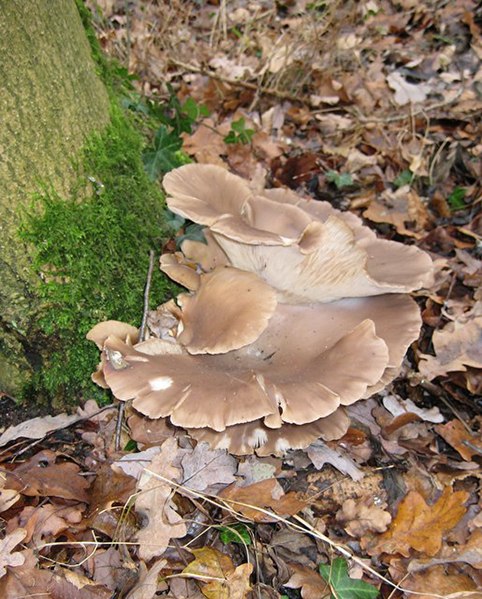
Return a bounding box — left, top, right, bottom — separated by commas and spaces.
0, 0, 110, 395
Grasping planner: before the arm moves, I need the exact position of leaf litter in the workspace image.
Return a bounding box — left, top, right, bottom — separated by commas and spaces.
1, 0, 481, 597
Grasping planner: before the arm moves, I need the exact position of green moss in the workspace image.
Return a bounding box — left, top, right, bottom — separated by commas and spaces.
20, 104, 178, 402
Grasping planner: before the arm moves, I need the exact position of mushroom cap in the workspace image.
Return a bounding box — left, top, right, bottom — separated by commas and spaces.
176, 266, 278, 354
86, 320, 139, 349
163, 164, 434, 303
188, 409, 350, 456
160, 253, 200, 291
99, 295, 419, 434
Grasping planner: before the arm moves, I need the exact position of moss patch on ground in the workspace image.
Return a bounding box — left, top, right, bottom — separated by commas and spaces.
20, 103, 178, 403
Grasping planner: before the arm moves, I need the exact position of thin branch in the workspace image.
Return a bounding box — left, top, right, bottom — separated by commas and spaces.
115, 250, 156, 451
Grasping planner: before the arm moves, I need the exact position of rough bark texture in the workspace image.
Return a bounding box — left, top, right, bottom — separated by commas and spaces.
0, 0, 110, 395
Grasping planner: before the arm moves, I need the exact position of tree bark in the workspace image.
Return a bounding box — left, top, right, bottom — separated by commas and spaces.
0, 0, 110, 395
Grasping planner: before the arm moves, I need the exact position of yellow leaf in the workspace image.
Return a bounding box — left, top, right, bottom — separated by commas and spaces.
182, 547, 253, 599
367, 487, 468, 557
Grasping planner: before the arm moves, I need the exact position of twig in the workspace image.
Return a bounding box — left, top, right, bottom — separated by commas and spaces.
114, 250, 156, 451
139, 250, 156, 343
167, 58, 316, 106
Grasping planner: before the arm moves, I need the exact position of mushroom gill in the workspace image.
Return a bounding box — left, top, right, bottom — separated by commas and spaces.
163, 164, 434, 303
88, 164, 433, 455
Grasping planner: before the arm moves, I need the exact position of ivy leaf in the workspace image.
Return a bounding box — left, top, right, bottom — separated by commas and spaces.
447, 187, 466, 211
219, 523, 252, 545
143, 125, 183, 180
393, 169, 414, 188
319, 558, 379, 599
325, 170, 353, 189
176, 223, 206, 248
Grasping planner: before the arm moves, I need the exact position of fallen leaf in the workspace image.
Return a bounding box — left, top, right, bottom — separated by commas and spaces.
126, 559, 167, 599
418, 314, 482, 380
435, 419, 482, 461
182, 119, 228, 166
8, 504, 83, 545
0, 413, 80, 447
386, 71, 430, 105
128, 414, 174, 447
5, 450, 90, 502
363, 185, 429, 237
408, 529, 482, 572
336, 498, 392, 537
182, 547, 252, 599
307, 442, 364, 481
382, 395, 444, 423
113, 447, 162, 480
0, 474, 20, 513
135, 438, 187, 560
0, 529, 27, 577
284, 563, 329, 599
219, 478, 305, 522
167, 577, 204, 598
403, 565, 478, 598
181, 442, 237, 492
366, 487, 469, 557
319, 558, 379, 599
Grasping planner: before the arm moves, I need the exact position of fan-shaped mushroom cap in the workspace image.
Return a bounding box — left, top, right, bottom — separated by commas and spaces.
164, 164, 433, 302
188, 410, 350, 456
98, 294, 422, 439
181, 229, 228, 272
86, 320, 139, 349
160, 253, 200, 291
176, 266, 278, 354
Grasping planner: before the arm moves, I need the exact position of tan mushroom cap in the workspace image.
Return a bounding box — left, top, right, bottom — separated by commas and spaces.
160, 253, 200, 291
99, 293, 422, 435
86, 320, 139, 349
188, 409, 350, 456
164, 163, 433, 302
181, 229, 228, 272
175, 266, 278, 354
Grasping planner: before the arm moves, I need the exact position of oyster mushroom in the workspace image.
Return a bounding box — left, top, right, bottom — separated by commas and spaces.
89, 164, 433, 455
163, 164, 434, 303
94, 292, 421, 454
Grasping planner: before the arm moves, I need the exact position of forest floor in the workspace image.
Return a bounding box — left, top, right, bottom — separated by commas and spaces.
1, 1, 481, 598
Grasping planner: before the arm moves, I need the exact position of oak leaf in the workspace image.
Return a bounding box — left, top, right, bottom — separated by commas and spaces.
135, 438, 187, 560
284, 563, 330, 599
219, 478, 305, 522
366, 487, 469, 557
0, 529, 27, 578
182, 547, 252, 599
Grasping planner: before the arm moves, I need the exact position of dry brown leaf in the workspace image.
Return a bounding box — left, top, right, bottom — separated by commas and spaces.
219, 478, 305, 522
0, 529, 26, 577
403, 565, 478, 599
366, 487, 469, 557
0, 474, 20, 513
135, 437, 187, 560
435, 419, 482, 461
336, 498, 392, 537
182, 119, 228, 166
128, 413, 174, 447
5, 449, 90, 502
0, 413, 80, 447
167, 577, 205, 598
418, 315, 482, 380
408, 529, 482, 572
284, 563, 330, 599
182, 547, 252, 599
126, 559, 167, 599
307, 443, 364, 481
363, 186, 429, 237
8, 504, 83, 545
181, 441, 236, 492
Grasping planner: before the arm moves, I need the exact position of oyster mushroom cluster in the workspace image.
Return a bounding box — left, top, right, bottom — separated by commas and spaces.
88, 164, 433, 456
